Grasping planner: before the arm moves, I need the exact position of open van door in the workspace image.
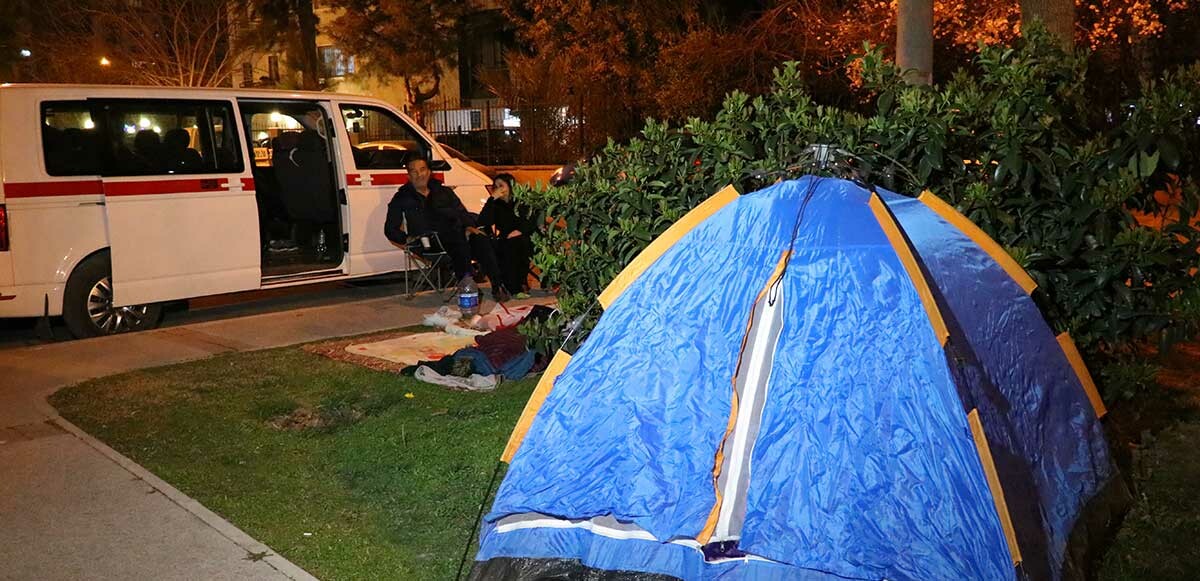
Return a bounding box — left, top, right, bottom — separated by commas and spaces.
93, 98, 260, 306
334, 101, 460, 276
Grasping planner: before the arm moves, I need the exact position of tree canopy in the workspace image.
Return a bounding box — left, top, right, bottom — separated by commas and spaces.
253, 0, 323, 90
487, 0, 1198, 148
324, 0, 471, 107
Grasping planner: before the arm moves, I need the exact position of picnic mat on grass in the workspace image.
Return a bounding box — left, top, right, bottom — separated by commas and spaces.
303, 330, 476, 374
348, 332, 477, 366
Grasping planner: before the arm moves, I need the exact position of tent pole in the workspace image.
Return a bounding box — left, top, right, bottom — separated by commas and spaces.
456, 460, 506, 581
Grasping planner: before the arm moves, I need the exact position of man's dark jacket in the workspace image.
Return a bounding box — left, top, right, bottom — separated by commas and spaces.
384, 179, 473, 244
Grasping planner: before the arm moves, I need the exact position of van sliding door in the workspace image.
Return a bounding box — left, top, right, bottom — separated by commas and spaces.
91, 98, 260, 306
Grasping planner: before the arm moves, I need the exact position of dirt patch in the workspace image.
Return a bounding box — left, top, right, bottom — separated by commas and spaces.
268, 405, 367, 432
269, 407, 325, 430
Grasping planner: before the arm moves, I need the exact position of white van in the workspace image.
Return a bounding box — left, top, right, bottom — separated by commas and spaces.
0, 84, 493, 338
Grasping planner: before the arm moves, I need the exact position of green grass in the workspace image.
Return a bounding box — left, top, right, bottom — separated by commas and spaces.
51, 343, 533, 581
50, 334, 1200, 580
1100, 421, 1200, 580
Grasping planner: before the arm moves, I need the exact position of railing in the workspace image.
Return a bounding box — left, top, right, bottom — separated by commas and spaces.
416, 98, 591, 166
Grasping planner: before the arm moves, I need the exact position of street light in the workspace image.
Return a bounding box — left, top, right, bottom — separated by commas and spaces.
19, 49, 31, 58
99, 57, 111, 66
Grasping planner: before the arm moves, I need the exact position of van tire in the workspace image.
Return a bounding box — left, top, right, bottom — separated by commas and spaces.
63, 252, 164, 339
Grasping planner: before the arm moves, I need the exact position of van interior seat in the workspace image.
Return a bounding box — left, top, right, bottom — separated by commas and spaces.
272, 130, 335, 224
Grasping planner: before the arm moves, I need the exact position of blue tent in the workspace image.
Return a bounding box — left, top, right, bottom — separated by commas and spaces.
472, 178, 1120, 581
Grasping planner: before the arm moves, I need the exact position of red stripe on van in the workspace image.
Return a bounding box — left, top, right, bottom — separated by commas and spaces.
369, 173, 409, 186
4, 180, 104, 198
105, 178, 230, 196
241, 177, 256, 191
346, 173, 362, 186
366, 172, 445, 186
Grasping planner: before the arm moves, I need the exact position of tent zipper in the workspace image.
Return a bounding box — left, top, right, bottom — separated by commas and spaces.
709, 274, 787, 544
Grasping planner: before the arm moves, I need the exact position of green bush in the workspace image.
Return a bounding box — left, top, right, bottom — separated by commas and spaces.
518, 26, 1200, 383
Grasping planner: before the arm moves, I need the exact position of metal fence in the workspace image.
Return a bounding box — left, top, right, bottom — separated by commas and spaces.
416, 98, 591, 166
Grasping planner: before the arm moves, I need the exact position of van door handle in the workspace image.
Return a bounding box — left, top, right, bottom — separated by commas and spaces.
79, 201, 105, 206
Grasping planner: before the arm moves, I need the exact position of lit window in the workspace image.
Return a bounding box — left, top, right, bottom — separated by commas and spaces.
318, 46, 356, 79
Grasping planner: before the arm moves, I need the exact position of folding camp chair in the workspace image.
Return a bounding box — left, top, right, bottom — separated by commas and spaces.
403, 233, 455, 298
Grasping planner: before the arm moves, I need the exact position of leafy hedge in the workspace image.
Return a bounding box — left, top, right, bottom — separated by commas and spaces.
518, 27, 1200, 398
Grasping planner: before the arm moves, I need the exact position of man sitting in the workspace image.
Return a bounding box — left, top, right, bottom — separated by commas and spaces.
384, 157, 509, 300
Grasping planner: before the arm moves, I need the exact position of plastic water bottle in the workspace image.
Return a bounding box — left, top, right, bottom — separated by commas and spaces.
315, 229, 327, 258
457, 276, 480, 318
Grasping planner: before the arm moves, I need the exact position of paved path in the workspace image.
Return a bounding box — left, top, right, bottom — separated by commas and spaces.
0, 290, 549, 580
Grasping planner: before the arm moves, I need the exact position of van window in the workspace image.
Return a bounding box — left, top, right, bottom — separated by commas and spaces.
41, 101, 102, 176
99, 100, 244, 176
339, 105, 428, 169
245, 108, 332, 168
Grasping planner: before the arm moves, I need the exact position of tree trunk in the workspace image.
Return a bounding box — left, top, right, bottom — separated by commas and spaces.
1020, 0, 1074, 49
295, 0, 320, 90
405, 67, 443, 117
896, 0, 933, 85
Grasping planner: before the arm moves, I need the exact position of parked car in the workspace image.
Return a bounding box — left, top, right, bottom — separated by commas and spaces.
436, 130, 520, 166
438, 143, 497, 180
353, 139, 492, 209
550, 162, 577, 186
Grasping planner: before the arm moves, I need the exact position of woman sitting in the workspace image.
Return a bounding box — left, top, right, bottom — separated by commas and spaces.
476, 173, 535, 300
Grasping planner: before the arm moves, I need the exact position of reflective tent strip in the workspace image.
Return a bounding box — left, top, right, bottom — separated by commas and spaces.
698, 250, 791, 544
501, 351, 573, 463
494, 513, 658, 541
597, 184, 740, 309
491, 514, 787, 566
968, 409, 1024, 566
1055, 332, 1108, 419
917, 191, 1038, 295
868, 193, 950, 346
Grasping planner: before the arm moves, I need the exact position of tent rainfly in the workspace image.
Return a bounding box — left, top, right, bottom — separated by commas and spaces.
471, 177, 1125, 581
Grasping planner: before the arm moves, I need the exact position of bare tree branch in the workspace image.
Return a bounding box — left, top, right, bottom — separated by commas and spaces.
24, 0, 266, 86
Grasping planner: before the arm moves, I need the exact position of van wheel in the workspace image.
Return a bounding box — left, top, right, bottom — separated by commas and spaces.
63, 253, 163, 338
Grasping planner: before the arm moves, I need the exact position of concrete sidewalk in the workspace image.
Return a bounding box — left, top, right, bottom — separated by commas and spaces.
0, 290, 550, 580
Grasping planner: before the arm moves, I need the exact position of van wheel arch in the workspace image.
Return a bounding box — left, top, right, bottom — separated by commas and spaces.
62, 249, 163, 338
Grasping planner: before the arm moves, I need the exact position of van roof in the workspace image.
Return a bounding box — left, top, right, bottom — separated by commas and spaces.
0, 83, 390, 105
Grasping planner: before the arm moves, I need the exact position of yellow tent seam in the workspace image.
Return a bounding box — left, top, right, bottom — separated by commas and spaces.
598, 184, 740, 310
501, 350, 573, 463
918, 191, 1038, 295
968, 409, 1024, 567
868, 193, 950, 346
1055, 332, 1107, 419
